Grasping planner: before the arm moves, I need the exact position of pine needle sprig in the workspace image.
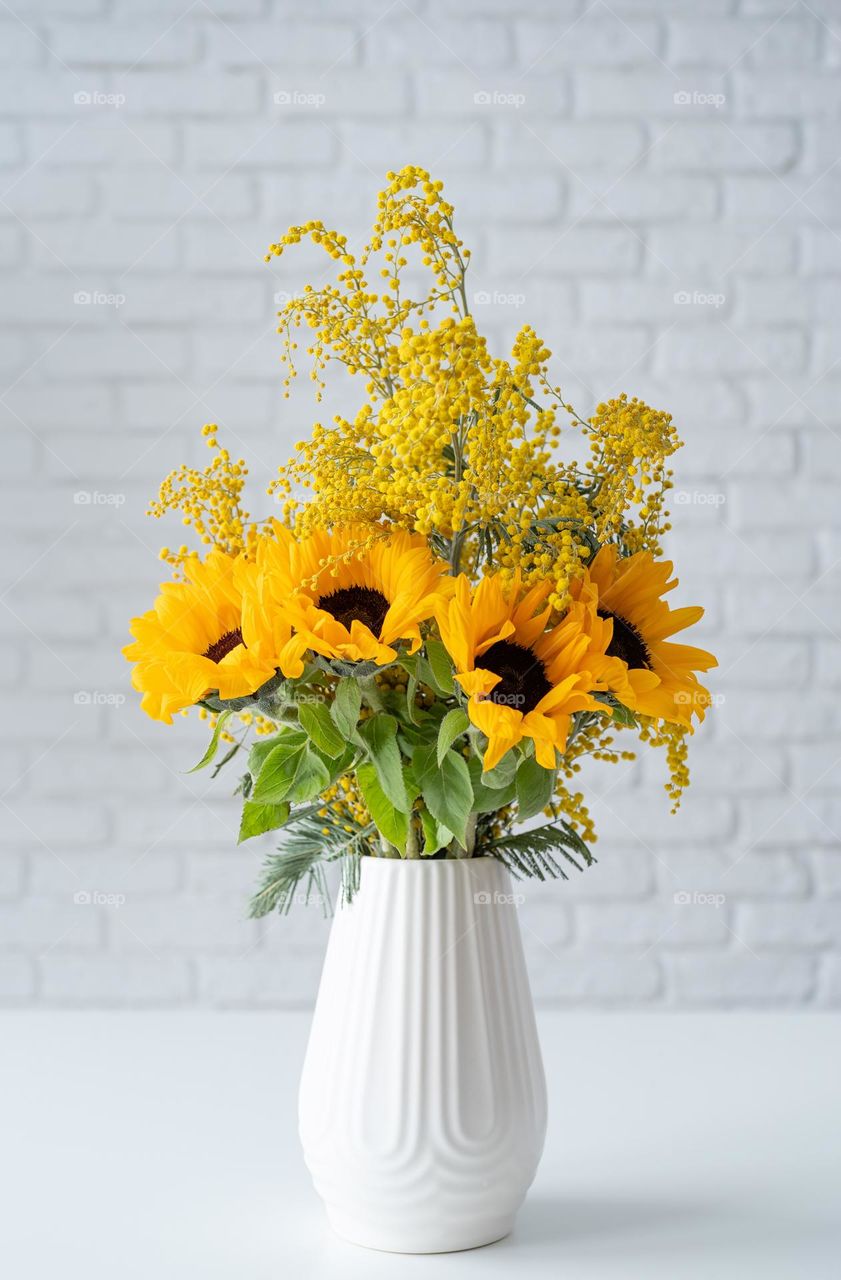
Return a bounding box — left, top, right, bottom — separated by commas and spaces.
483, 818, 595, 882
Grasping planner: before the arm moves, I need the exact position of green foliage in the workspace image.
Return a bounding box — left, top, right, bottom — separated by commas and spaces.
248, 806, 375, 917
359, 714, 410, 812
298, 698, 346, 757
356, 761, 409, 853
484, 818, 595, 881
250, 729, 331, 805
187, 710, 232, 773
425, 638, 455, 695
237, 799, 290, 844
330, 677, 362, 737
413, 741, 473, 849
515, 756, 555, 821
437, 707, 470, 765
468, 756, 516, 812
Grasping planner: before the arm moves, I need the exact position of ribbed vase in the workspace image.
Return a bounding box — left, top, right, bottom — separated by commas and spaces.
298, 856, 547, 1253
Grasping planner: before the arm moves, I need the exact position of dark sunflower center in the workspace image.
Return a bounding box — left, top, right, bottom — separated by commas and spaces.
599, 608, 650, 670
203, 628, 244, 664
481, 640, 551, 714
317, 586, 389, 635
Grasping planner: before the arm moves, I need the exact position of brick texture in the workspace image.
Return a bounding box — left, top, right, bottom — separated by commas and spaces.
1, 0, 839, 1008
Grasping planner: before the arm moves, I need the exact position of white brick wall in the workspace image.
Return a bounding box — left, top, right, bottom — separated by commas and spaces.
1, 0, 839, 1008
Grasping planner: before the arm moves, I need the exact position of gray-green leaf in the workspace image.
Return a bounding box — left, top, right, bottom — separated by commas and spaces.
436, 707, 470, 766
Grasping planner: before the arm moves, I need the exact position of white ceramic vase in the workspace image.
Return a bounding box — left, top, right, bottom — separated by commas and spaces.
298, 856, 547, 1253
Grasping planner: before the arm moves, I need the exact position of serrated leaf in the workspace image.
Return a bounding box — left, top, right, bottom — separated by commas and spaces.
285, 746, 331, 805
356, 762, 408, 854
414, 742, 473, 849
419, 803, 453, 856
359, 714, 410, 813
482, 751, 519, 789
436, 707, 470, 766
238, 799, 290, 844
187, 710, 232, 773
250, 735, 308, 804
468, 755, 516, 813
299, 698, 345, 758
425, 638, 455, 695
330, 677, 362, 738
515, 756, 555, 821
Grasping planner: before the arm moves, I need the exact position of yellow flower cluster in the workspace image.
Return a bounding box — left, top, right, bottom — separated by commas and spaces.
131, 165, 715, 846
150, 426, 254, 571
266, 168, 678, 614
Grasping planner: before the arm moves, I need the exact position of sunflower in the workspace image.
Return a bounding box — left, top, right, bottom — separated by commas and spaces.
436, 572, 608, 771
251, 523, 451, 678
570, 545, 716, 726
123, 550, 280, 724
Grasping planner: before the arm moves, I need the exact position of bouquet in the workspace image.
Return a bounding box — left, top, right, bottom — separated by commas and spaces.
124, 166, 716, 916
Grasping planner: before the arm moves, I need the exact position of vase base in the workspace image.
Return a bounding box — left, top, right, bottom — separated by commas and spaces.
326, 1207, 516, 1254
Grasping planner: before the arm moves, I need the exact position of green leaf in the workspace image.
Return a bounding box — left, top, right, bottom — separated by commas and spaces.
238, 800, 290, 844
485, 819, 595, 881
248, 733, 286, 779
331, 677, 362, 738
468, 756, 516, 813
612, 702, 637, 729
356, 762, 408, 854
405, 671, 420, 725
419, 803, 453, 856
249, 732, 332, 808
436, 707, 470, 766
299, 698, 345, 758
425, 638, 455, 695
482, 751, 519, 789
187, 710, 233, 773
414, 742, 473, 849
359, 714, 410, 813
516, 756, 556, 821
285, 746, 331, 805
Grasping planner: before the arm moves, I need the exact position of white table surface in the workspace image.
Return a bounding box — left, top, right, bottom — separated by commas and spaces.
2, 1011, 839, 1279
